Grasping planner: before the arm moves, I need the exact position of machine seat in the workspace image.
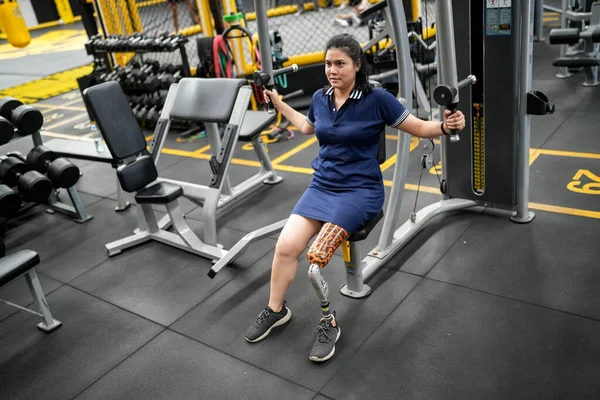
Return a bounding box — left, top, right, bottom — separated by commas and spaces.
348, 209, 384, 242
553, 54, 600, 67
134, 182, 183, 204
0, 250, 40, 287
238, 111, 277, 142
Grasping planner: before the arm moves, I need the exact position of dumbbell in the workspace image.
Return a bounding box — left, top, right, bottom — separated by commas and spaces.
0, 116, 14, 146
0, 184, 21, 218
25, 146, 81, 189
0, 97, 44, 135
0, 156, 53, 204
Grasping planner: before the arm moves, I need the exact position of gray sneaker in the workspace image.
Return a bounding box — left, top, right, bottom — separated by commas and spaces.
245, 303, 292, 343
309, 312, 341, 362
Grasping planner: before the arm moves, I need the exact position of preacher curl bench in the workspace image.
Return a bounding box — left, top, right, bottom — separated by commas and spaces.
82, 78, 281, 262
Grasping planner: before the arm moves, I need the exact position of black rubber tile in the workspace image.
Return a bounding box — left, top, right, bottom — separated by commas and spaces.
0, 272, 62, 322
75, 161, 121, 198
322, 278, 600, 400
3, 199, 147, 283
171, 248, 421, 391
385, 211, 476, 276
0, 285, 163, 400
530, 152, 600, 212
73, 329, 316, 400
70, 218, 276, 326
530, 109, 572, 149
543, 110, 600, 154
1, 191, 103, 240
427, 211, 600, 320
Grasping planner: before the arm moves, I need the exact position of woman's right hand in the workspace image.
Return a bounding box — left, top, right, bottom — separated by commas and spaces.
263, 88, 283, 110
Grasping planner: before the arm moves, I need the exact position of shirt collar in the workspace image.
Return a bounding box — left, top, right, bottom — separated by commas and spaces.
325, 87, 363, 99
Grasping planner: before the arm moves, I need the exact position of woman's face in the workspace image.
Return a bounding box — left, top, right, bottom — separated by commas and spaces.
325, 48, 358, 91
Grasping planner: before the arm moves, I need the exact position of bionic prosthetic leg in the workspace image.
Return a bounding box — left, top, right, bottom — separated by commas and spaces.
307, 223, 349, 318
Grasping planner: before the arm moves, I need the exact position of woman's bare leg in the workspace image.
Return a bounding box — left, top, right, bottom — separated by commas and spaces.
268, 214, 321, 312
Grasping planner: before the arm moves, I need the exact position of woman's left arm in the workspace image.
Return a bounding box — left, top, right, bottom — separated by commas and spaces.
396, 109, 466, 138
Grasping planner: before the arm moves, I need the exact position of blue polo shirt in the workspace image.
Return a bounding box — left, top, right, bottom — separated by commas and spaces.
305, 86, 409, 190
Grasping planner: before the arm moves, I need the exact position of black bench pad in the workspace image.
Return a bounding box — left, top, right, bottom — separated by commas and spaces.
553, 54, 600, 67
238, 111, 277, 142
349, 209, 384, 242
0, 250, 39, 287
135, 182, 183, 204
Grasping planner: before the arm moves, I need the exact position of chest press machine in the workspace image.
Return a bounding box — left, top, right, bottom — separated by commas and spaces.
208, 0, 554, 308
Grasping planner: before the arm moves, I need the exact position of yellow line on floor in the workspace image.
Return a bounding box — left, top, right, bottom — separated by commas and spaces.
34, 104, 87, 111
192, 144, 211, 155
41, 131, 93, 141
529, 202, 600, 219
44, 113, 87, 130
535, 148, 600, 160
271, 136, 318, 165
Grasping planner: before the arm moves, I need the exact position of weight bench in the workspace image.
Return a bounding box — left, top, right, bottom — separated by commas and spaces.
549, 2, 600, 86
82, 81, 230, 260
0, 238, 61, 332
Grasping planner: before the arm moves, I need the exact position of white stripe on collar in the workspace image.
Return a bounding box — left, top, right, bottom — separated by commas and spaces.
326, 88, 363, 99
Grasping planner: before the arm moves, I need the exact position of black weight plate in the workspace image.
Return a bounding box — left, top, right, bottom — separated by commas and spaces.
0, 184, 21, 217
12, 106, 44, 135
18, 171, 53, 203
0, 116, 14, 146
26, 145, 55, 172
47, 158, 80, 188
0, 97, 22, 120
0, 157, 28, 186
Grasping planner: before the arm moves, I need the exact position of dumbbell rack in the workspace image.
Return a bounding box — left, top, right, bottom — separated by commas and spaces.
29, 132, 93, 224
0, 98, 93, 225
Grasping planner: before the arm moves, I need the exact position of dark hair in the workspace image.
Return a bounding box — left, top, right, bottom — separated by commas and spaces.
323, 33, 373, 93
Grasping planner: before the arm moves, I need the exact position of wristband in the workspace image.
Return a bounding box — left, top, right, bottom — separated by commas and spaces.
441, 121, 450, 136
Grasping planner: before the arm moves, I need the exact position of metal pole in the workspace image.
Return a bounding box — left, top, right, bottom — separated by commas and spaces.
534, 0, 545, 41
376, 0, 413, 250
511, 0, 535, 224
434, 0, 459, 194
254, 0, 274, 85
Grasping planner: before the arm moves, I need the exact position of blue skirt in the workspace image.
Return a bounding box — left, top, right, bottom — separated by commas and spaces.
291, 183, 384, 233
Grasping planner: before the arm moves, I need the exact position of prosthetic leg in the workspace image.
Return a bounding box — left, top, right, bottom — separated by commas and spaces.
306, 222, 349, 362
307, 223, 349, 316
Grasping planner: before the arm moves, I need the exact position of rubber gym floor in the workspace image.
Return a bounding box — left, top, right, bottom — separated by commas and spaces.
2, 19, 600, 400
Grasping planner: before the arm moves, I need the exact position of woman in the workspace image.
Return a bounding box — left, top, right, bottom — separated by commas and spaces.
245, 33, 466, 362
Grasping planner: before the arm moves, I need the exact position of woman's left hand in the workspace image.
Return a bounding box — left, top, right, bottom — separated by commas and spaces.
443, 109, 466, 132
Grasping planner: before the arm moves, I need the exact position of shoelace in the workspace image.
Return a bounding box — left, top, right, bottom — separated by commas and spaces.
256, 309, 271, 324
314, 320, 335, 343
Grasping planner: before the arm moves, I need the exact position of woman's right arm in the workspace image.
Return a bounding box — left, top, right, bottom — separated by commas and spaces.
264, 89, 315, 135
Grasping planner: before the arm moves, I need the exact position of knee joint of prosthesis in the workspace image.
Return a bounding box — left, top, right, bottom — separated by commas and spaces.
307, 223, 349, 315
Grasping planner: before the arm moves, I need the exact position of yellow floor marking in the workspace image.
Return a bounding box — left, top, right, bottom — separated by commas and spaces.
44, 113, 87, 130
192, 144, 211, 155
535, 148, 600, 160
271, 136, 318, 165
529, 202, 600, 219
41, 131, 93, 141
34, 103, 87, 112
